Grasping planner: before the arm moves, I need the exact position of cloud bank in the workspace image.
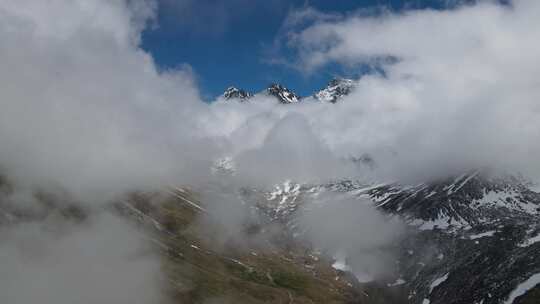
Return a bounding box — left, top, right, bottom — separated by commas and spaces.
0, 2, 210, 303
273, 0, 540, 181
0, 0, 222, 200
3, 0, 539, 198
0, 214, 163, 304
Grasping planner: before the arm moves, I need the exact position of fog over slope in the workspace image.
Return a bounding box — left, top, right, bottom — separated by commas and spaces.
0, 0, 539, 303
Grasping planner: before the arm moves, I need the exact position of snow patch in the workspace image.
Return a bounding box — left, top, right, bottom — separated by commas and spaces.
469, 231, 496, 240
472, 189, 538, 215
504, 273, 540, 304
518, 234, 540, 247
388, 278, 406, 287
429, 273, 449, 293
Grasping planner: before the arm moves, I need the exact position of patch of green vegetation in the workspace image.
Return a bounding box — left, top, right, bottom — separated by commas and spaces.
125, 189, 404, 304
271, 270, 309, 291
239, 268, 268, 285
190, 275, 229, 301
158, 199, 198, 232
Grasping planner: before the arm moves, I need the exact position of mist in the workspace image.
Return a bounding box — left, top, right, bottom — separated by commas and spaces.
0, 1, 211, 303
275, 0, 540, 181
298, 194, 403, 282
0, 0, 221, 201
0, 213, 164, 304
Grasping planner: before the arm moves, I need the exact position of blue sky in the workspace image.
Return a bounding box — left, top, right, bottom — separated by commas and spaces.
141, 0, 474, 100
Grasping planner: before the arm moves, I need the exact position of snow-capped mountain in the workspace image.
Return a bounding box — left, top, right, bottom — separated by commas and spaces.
221, 78, 356, 104
223, 86, 252, 100
216, 79, 540, 303
265, 83, 301, 103
236, 170, 540, 304
213, 82, 540, 302
221, 83, 301, 103
314, 78, 356, 103
365, 173, 540, 304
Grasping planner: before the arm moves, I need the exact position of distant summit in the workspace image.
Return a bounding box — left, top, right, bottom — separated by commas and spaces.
223, 86, 252, 100
314, 78, 355, 103
265, 83, 300, 104
221, 83, 302, 104
221, 78, 357, 104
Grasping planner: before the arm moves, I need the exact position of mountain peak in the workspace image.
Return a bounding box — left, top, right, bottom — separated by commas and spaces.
266, 83, 300, 104
315, 78, 355, 103
220, 78, 356, 104
223, 86, 252, 100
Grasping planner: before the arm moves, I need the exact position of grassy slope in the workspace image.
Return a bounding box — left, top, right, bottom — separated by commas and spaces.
122, 190, 406, 304
0, 175, 408, 304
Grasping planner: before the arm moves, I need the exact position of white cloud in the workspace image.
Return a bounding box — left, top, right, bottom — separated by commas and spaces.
298, 194, 403, 281
0, 0, 221, 200
0, 2, 211, 303
0, 214, 164, 304
271, 0, 540, 181
7, 0, 534, 195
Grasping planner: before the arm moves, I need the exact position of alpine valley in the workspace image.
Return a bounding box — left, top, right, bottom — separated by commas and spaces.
2, 79, 540, 304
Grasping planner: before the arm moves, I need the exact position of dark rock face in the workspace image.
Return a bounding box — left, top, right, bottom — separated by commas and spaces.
249, 172, 540, 304
362, 172, 540, 304
266, 83, 301, 103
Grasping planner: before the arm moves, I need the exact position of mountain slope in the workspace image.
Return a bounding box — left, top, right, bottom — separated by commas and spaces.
247, 172, 540, 304
0, 174, 403, 304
